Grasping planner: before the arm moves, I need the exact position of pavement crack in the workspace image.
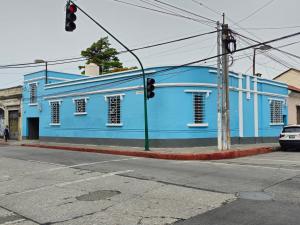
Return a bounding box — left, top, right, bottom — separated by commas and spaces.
41, 211, 98, 225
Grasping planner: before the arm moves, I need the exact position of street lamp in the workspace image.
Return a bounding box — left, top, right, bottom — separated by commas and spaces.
34, 59, 48, 84
253, 45, 272, 76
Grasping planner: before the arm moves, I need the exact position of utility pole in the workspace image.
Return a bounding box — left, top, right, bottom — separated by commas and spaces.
221, 22, 231, 150
216, 21, 222, 151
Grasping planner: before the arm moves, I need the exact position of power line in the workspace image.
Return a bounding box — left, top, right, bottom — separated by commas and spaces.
236, 0, 276, 24
234, 25, 300, 30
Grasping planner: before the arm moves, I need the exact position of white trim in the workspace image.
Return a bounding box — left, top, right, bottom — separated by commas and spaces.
106, 123, 123, 127
27, 81, 39, 86
25, 77, 44, 83
104, 93, 125, 101
238, 73, 244, 137
72, 97, 89, 103
28, 103, 38, 106
44, 70, 156, 90
253, 77, 258, 137
246, 75, 251, 100
208, 69, 241, 79
74, 112, 87, 116
270, 123, 284, 126
184, 89, 212, 97
268, 97, 286, 103
25, 76, 71, 83
256, 80, 287, 88
48, 100, 63, 105
49, 123, 61, 126
43, 82, 288, 100
187, 123, 208, 127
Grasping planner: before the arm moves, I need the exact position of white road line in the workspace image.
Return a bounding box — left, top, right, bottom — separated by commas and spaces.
0, 170, 134, 197
238, 158, 300, 163
2, 219, 26, 224
1, 157, 138, 179
171, 160, 300, 172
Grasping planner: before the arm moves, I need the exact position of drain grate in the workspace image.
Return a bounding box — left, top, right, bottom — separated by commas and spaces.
238, 192, 272, 201
76, 190, 121, 201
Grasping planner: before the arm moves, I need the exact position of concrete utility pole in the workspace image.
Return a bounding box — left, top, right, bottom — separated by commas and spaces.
221, 23, 231, 150
216, 21, 222, 151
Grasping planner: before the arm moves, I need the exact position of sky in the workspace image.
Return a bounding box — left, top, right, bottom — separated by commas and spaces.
0, 0, 299, 89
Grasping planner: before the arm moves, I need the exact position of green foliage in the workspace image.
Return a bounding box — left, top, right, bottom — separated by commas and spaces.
80, 37, 123, 75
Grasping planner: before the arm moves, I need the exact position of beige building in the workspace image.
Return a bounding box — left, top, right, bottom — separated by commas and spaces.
273, 68, 300, 125
0, 86, 22, 140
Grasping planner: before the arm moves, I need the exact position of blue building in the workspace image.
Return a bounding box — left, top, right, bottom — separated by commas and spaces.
22, 66, 288, 147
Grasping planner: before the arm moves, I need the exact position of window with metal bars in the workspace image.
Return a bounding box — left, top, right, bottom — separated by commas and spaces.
270, 100, 283, 124
29, 83, 37, 104
50, 101, 60, 124
107, 96, 121, 124
194, 93, 205, 124
74, 99, 86, 113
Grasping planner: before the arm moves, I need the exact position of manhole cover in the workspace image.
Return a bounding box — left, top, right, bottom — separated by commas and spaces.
238, 192, 272, 201
76, 190, 121, 201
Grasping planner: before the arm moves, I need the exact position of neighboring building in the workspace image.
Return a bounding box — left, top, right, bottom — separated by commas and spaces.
0, 86, 22, 140
22, 66, 288, 147
273, 68, 300, 125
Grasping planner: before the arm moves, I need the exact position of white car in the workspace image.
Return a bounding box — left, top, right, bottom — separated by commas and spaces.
279, 125, 300, 150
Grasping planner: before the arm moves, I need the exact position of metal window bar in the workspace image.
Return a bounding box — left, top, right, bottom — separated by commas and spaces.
108, 96, 121, 124
194, 93, 205, 124
51, 102, 60, 124
270, 100, 283, 124
75, 99, 86, 113
29, 83, 37, 104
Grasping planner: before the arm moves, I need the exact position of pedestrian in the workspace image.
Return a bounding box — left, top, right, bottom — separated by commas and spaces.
4, 126, 9, 142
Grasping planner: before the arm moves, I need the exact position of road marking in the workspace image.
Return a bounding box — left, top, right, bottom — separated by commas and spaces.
2, 219, 26, 224
239, 158, 300, 163
1, 157, 138, 179
171, 160, 300, 172
0, 170, 134, 197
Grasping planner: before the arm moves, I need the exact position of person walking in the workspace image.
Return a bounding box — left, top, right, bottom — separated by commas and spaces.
4, 126, 9, 142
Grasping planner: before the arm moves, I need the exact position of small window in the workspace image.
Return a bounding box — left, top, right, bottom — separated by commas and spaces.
50, 101, 60, 124
29, 83, 37, 104
270, 100, 283, 124
74, 99, 86, 114
194, 93, 205, 124
107, 96, 121, 125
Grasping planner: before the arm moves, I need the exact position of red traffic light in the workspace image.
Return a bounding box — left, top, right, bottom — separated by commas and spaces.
68, 4, 77, 13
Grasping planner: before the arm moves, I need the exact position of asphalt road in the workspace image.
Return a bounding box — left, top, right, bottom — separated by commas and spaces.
0, 145, 299, 225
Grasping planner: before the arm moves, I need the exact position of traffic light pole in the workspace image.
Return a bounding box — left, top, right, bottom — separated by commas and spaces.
69, 1, 150, 151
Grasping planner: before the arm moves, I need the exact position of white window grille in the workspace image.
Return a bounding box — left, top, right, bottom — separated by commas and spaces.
50, 101, 60, 124
194, 93, 205, 124
29, 83, 37, 104
107, 96, 121, 124
270, 100, 283, 124
74, 99, 86, 113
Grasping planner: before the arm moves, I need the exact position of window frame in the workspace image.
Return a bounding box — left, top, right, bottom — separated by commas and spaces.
28, 82, 38, 106
269, 98, 284, 126
73, 97, 89, 115
104, 94, 124, 127
49, 100, 62, 126
185, 90, 210, 127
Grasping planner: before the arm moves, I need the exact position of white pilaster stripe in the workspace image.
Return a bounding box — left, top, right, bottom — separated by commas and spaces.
253, 77, 259, 137
238, 73, 244, 137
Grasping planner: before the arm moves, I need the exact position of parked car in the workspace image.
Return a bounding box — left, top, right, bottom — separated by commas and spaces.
279, 125, 300, 150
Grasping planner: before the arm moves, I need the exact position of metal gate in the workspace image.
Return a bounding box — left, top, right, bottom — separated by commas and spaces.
0, 109, 4, 137
9, 110, 19, 140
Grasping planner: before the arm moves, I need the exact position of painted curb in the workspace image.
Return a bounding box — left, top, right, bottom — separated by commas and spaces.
21, 144, 275, 160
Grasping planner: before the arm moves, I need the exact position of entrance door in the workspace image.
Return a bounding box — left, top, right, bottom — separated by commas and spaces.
9, 110, 19, 140
297, 106, 300, 124
0, 108, 4, 137
27, 118, 39, 139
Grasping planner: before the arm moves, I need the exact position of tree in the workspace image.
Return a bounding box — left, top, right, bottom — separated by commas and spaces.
80, 37, 123, 75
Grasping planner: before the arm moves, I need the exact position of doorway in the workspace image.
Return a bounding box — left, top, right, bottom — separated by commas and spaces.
0, 108, 4, 137
9, 110, 19, 140
27, 118, 39, 139
297, 106, 300, 124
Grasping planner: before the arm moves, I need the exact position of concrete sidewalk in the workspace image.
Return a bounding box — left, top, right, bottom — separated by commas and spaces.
1, 139, 280, 160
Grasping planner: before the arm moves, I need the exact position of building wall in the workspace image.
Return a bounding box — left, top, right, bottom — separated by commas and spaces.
275, 69, 300, 88
22, 67, 288, 147
287, 91, 300, 124
0, 86, 22, 140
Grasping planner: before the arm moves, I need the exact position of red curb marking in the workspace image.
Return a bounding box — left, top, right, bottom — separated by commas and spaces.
21, 144, 274, 160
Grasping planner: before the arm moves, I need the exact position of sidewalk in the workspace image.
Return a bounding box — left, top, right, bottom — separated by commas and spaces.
0, 139, 281, 160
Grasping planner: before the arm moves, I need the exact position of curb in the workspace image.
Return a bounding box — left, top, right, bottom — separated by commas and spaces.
21, 144, 275, 160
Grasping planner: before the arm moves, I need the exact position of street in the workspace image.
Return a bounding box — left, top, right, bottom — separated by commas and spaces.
0, 145, 299, 225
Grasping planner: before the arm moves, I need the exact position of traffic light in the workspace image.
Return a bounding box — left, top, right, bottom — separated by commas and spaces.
147, 78, 155, 99
65, 3, 77, 32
